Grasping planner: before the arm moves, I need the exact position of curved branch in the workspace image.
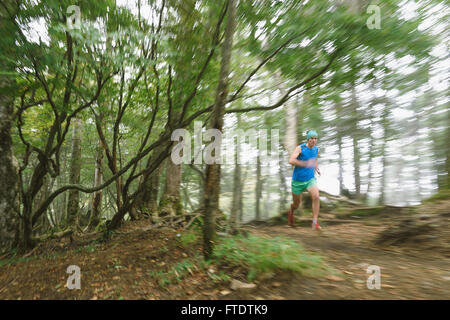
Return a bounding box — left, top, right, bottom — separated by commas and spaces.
225, 48, 341, 114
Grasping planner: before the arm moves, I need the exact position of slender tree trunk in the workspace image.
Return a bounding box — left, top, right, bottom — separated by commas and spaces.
366, 118, 374, 205
335, 100, 345, 194
67, 117, 82, 230
0, 0, 20, 252
56, 163, 68, 227
379, 104, 389, 205
264, 189, 271, 219
34, 175, 52, 236
351, 86, 361, 199
239, 167, 247, 223
255, 155, 263, 220
229, 115, 242, 234
89, 126, 104, 230
297, 93, 305, 142
229, 159, 241, 234
278, 148, 288, 212
445, 109, 450, 189
284, 93, 298, 155
203, 0, 236, 260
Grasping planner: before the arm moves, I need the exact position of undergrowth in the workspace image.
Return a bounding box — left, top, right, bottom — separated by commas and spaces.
423, 188, 450, 203
212, 234, 328, 281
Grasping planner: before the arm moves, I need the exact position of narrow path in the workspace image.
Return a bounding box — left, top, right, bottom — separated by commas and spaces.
231, 222, 450, 299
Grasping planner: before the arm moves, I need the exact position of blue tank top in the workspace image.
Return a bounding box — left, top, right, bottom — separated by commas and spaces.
292, 143, 318, 182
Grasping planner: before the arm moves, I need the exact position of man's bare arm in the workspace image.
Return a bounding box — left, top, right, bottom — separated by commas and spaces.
289, 146, 313, 167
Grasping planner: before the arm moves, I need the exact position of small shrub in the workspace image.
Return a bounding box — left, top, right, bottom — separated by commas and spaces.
148, 271, 172, 288
212, 235, 327, 281
148, 258, 198, 288
176, 230, 199, 248
208, 271, 231, 284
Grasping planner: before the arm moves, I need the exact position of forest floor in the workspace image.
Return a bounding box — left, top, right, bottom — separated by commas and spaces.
1, 198, 449, 300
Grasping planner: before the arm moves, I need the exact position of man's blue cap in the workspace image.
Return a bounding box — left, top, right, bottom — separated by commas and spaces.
307, 130, 318, 140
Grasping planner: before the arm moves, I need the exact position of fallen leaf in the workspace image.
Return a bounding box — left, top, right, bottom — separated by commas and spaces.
220, 290, 231, 296
230, 279, 256, 290
344, 271, 353, 275
272, 282, 282, 287
327, 275, 345, 282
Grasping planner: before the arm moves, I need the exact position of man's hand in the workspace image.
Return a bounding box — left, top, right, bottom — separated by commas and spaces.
305, 159, 316, 168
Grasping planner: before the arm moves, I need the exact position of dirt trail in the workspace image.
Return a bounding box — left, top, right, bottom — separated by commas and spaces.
232, 221, 450, 299
1, 207, 449, 300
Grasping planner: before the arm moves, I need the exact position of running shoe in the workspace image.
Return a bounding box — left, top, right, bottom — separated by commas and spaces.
312, 221, 322, 230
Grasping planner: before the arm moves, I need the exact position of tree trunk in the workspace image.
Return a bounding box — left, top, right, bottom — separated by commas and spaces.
67, 117, 82, 230
297, 94, 304, 143
229, 115, 242, 234
131, 142, 167, 220
264, 189, 271, 219
335, 100, 345, 194
203, 0, 236, 260
445, 109, 450, 189
0, 0, 20, 253
255, 154, 263, 221
278, 149, 288, 212
0, 82, 19, 250
284, 92, 297, 155
229, 159, 241, 234
159, 153, 183, 217
34, 175, 52, 236
89, 126, 105, 230
366, 119, 374, 205
351, 86, 361, 199
239, 167, 247, 223
379, 104, 389, 205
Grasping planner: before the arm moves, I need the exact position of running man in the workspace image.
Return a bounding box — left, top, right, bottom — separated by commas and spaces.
288, 130, 322, 230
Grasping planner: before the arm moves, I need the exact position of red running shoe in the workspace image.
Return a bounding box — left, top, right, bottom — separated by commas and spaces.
312, 221, 322, 230
288, 208, 294, 227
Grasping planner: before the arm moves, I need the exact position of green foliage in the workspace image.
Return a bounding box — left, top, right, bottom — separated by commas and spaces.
423, 189, 450, 203
100, 229, 114, 243
109, 257, 123, 270
348, 207, 385, 216
148, 257, 202, 288
176, 230, 199, 248
212, 235, 326, 281
208, 271, 231, 284
148, 270, 172, 288
80, 243, 98, 253
0, 253, 34, 267
159, 245, 169, 253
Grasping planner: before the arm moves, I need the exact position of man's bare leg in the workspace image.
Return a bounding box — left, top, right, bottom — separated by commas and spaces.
291, 193, 302, 211
289, 193, 302, 226
307, 186, 321, 229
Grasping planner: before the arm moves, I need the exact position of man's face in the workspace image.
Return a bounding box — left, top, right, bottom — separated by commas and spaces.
307, 137, 317, 147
